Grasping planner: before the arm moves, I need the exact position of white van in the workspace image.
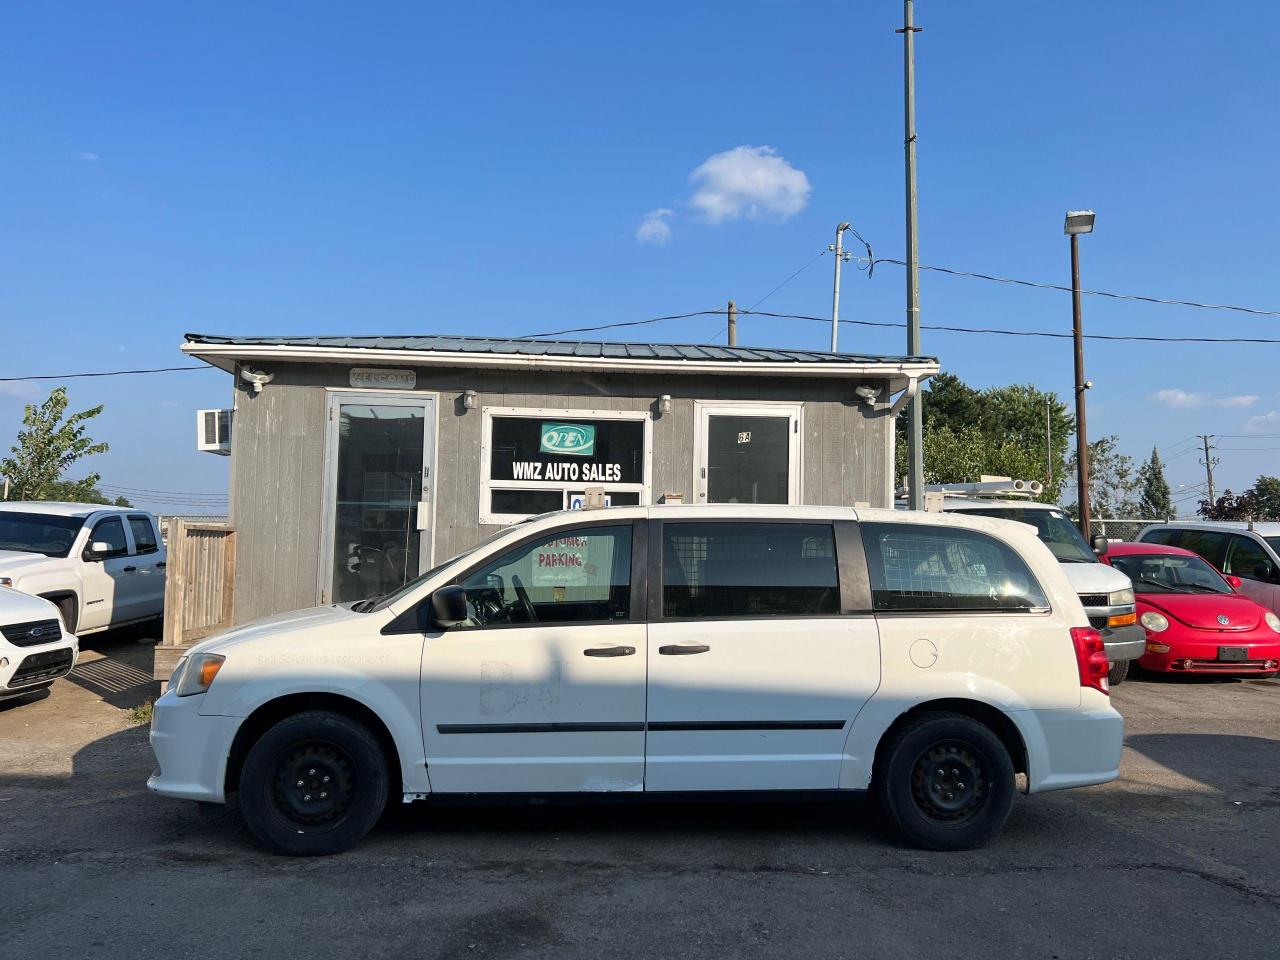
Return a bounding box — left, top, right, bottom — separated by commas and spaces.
928, 483, 1146, 685
147, 505, 1123, 855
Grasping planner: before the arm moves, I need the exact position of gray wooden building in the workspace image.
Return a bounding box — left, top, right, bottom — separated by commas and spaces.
183, 334, 938, 624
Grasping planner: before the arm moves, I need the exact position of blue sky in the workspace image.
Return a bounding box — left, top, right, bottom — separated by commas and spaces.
2, 1, 1278, 514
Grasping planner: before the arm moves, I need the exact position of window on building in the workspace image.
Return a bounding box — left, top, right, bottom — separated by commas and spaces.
457, 524, 632, 627
861, 523, 1048, 613
481, 409, 650, 524
661, 522, 839, 619
128, 516, 158, 555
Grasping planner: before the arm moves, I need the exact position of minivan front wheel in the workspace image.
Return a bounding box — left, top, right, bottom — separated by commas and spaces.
238, 710, 389, 856
874, 712, 1015, 851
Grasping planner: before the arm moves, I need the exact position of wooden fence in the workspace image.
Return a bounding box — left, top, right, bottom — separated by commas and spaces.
153, 520, 237, 682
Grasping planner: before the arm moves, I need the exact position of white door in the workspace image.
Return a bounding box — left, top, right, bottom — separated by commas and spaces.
124, 514, 166, 619
421, 521, 647, 792
78, 515, 140, 631
645, 519, 880, 791
695, 402, 802, 505
321, 393, 437, 605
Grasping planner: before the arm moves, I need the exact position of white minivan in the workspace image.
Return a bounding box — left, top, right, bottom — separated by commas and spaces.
148, 505, 1122, 855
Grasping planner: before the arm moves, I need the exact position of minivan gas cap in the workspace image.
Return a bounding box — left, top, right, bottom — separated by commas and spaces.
910, 638, 939, 669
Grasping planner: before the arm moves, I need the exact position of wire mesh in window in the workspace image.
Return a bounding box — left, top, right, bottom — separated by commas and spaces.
865, 524, 1048, 612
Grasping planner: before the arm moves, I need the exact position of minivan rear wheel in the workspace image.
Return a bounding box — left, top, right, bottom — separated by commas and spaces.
874, 711, 1015, 851
238, 710, 389, 856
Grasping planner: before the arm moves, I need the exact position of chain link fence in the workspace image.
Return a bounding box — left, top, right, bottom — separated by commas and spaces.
1093, 518, 1169, 542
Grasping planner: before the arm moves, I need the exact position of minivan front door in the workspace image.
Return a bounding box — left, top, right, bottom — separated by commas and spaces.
322, 393, 436, 605
644, 520, 880, 792
420, 521, 647, 793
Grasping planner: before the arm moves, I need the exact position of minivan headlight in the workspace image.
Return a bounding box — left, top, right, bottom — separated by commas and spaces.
1109, 588, 1136, 606
1140, 611, 1169, 633
173, 653, 225, 697
1266, 612, 1280, 634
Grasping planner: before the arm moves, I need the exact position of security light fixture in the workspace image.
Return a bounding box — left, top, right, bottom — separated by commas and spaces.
239, 366, 274, 394
659, 394, 672, 415
462, 390, 478, 411
1064, 210, 1096, 236
855, 385, 881, 406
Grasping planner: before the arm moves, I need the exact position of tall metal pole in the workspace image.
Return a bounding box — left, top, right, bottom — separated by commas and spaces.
829, 222, 850, 352
899, 1, 924, 509
1045, 396, 1052, 491
726, 300, 737, 346
1071, 233, 1092, 540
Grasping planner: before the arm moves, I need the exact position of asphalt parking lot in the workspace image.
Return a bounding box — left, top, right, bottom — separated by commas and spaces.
2, 631, 1278, 960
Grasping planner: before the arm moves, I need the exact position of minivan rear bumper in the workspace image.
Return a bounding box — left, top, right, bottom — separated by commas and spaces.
1015, 690, 1123, 793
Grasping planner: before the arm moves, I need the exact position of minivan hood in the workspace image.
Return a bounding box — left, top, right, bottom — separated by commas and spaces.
187, 604, 365, 657
1059, 561, 1131, 596
1141, 593, 1264, 632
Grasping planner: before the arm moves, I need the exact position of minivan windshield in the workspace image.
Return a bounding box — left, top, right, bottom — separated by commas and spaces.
955, 507, 1095, 563
0, 513, 86, 558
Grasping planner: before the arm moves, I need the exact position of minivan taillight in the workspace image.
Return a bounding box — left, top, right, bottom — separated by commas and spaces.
1071, 626, 1109, 695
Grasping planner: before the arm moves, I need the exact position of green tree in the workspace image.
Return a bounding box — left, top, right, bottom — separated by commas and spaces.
1136, 447, 1173, 519
1198, 489, 1259, 521
897, 373, 1075, 500
1, 387, 110, 501
1248, 476, 1280, 520
1066, 435, 1141, 518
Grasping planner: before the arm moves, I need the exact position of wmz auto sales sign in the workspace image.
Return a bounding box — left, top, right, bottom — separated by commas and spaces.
490, 416, 644, 484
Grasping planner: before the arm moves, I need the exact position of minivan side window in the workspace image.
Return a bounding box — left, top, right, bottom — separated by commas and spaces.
457, 524, 632, 628
662, 522, 839, 618
861, 523, 1048, 613
128, 516, 158, 555
1140, 528, 1180, 547
1174, 530, 1229, 568
1225, 535, 1277, 582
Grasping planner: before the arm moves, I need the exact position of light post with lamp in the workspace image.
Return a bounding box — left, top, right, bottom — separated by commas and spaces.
1065, 209, 1096, 540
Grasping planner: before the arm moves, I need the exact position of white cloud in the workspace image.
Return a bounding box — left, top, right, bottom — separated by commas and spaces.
636, 208, 674, 245
77, 151, 100, 161
1151, 389, 1258, 409
0, 381, 42, 401
1243, 410, 1280, 434
687, 145, 811, 223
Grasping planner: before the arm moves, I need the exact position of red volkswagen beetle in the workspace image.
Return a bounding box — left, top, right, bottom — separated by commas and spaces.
1102, 543, 1280, 677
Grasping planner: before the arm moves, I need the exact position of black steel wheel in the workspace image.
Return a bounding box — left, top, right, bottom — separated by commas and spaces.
239, 710, 389, 856
874, 711, 1015, 851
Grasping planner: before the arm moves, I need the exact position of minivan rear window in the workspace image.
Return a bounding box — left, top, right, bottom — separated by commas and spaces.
862, 523, 1049, 613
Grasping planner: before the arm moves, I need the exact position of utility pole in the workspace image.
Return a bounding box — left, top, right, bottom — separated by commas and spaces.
1071, 231, 1092, 540
898, 1, 924, 510
829, 222, 851, 352
1199, 434, 1218, 506
1045, 396, 1053, 491
726, 300, 737, 346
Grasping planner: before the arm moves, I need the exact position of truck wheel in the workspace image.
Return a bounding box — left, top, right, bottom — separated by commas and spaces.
873, 711, 1015, 851
238, 710, 389, 856
1108, 659, 1129, 686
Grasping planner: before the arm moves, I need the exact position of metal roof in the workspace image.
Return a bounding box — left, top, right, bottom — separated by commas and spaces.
184, 333, 935, 367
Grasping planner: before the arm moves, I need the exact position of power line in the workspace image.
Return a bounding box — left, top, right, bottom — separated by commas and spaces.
713, 249, 831, 342
97, 482, 228, 498
0, 365, 211, 382
867, 258, 1280, 318
520, 311, 722, 340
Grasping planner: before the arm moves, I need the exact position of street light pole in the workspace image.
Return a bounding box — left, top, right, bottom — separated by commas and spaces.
829, 222, 850, 352
899, 0, 924, 510
1065, 210, 1096, 539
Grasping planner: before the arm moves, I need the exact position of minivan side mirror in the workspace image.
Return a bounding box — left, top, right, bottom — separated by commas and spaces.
429, 585, 469, 629
1091, 533, 1109, 556
1253, 564, 1276, 584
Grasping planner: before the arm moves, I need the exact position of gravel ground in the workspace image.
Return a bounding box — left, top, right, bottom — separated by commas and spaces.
2, 629, 1278, 959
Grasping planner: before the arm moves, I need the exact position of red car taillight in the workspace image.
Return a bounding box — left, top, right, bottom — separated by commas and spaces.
1071, 626, 1110, 695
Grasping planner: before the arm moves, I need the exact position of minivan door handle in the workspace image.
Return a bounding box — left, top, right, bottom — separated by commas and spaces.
659, 643, 711, 656
583, 645, 636, 657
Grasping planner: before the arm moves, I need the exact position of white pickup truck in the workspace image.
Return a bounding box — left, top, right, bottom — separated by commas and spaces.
0, 502, 167, 635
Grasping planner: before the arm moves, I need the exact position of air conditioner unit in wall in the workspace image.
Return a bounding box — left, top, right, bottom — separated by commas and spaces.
196, 409, 232, 455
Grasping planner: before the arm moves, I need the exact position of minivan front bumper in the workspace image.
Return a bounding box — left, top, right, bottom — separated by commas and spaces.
147, 690, 239, 803
1101, 623, 1147, 663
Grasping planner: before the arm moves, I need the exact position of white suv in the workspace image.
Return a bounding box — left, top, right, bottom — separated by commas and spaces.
148, 505, 1123, 855
1, 589, 79, 702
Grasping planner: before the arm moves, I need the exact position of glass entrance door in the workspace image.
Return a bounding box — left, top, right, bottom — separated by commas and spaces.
696, 403, 802, 504
322, 393, 435, 604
